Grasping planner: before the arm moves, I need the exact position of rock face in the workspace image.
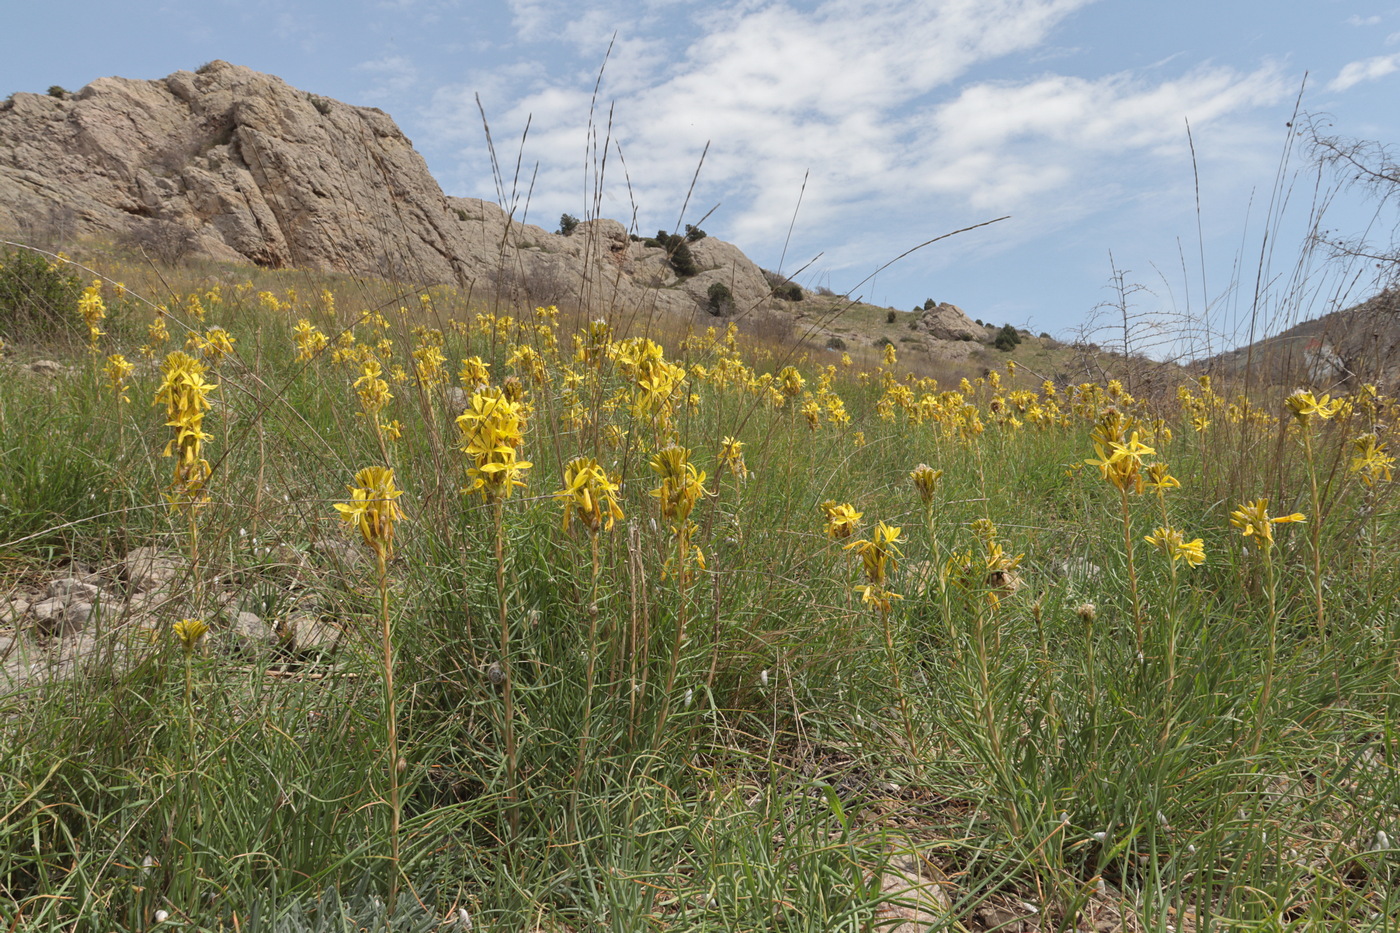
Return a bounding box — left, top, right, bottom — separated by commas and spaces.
915, 302, 983, 342
0, 61, 773, 318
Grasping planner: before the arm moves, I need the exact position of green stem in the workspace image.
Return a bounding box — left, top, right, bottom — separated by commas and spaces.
1121, 486, 1142, 657
378, 551, 402, 910
1250, 549, 1277, 757
496, 501, 518, 839
574, 534, 601, 785
1302, 431, 1327, 641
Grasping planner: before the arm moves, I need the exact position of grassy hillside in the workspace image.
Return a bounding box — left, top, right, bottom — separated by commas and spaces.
2, 242, 1399, 931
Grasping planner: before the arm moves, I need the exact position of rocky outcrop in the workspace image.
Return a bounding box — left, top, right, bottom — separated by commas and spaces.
0, 61, 773, 318
914, 302, 983, 342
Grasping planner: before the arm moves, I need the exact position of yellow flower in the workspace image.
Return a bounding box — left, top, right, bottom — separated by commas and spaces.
845, 521, 902, 586
459, 356, 491, 388
292, 319, 329, 361
154, 351, 218, 511
335, 465, 406, 561
1085, 430, 1155, 493
1229, 498, 1305, 550
853, 584, 902, 613
103, 354, 134, 404
1285, 389, 1342, 425
172, 617, 209, 652
1351, 433, 1395, 487
1144, 526, 1206, 567
649, 445, 707, 524
354, 359, 393, 417
718, 436, 748, 480
189, 326, 236, 363
1144, 462, 1180, 491
456, 389, 531, 500
777, 365, 805, 399
555, 456, 624, 534
821, 501, 863, 540
78, 281, 106, 349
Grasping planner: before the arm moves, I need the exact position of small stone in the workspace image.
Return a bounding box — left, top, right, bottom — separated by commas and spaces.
284, 612, 343, 654
29, 596, 68, 623
60, 601, 95, 634
123, 546, 182, 590
26, 360, 64, 377
309, 537, 367, 569
48, 578, 101, 601
228, 611, 276, 651
1, 599, 30, 624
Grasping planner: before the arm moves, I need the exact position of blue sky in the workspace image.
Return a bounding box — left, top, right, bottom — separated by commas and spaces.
4, 1, 1399, 353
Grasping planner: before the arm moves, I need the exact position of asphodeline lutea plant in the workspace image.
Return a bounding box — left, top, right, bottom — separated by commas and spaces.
1230, 497, 1305, 755
291, 319, 329, 361
78, 280, 106, 355
555, 456, 624, 536
649, 444, 709, 749
845, 521, 916, 755
172, 617, 209, 743
154, 351, 218, 579
456, 387, 531, 836
1085, 408, 1154, 653
333, 466, 408, 906
1351, 432, 1396, 487
553, 457, 624, 783
1286, 388, 1342, 638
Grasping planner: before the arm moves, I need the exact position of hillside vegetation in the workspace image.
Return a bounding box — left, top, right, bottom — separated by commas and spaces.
1, 243, 1399, 932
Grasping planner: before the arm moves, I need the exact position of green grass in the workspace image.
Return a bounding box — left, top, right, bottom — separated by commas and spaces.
1, 249, 1399, 932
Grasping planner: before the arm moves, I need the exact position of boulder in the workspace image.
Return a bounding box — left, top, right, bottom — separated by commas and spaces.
915, 302, 983, 342
0, 61, 775, 320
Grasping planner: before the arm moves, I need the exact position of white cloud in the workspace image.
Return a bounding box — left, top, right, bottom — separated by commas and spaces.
355, 55, 419, 101
1346, 14, 1382, 26
420, 0, 1294, 289
1330, 53, 1400, 91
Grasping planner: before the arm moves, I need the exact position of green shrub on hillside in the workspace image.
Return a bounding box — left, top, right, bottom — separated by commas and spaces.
0, 248, 82, 343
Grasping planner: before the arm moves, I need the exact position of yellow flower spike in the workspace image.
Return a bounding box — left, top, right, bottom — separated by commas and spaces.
1144, 462, 1181, 492
1229, 498, 1305, 550
777, 365, 805, 399
1350, 433, 1395, 487
335, 465, 406, 562
907, 462, 940, 504
172, 617, 209, 652
1144, 526, 1206, 567
292, 319, 329, 361
457, 389, 532, 501
555, 457, 624, 535
821, 501, 863, 540
103, 354, 134, 404
649, 445, 707, 524
718, 436, 748, 480
845, 521, 903, 587
459, 356, 491, 388
78, 281, 106, 349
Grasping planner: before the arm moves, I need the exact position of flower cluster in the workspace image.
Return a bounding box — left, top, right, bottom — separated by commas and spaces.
154, 351, 218, 512
334, 465, 406, 563
1229, 498, 1305, 551
555, 456, 624, 535
846, 521, 903, 611
457, 388, 531, 501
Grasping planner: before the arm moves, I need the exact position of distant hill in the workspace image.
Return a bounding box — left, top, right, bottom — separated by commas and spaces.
0, 61, 1132, 374
1202, 291, 1400, 389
